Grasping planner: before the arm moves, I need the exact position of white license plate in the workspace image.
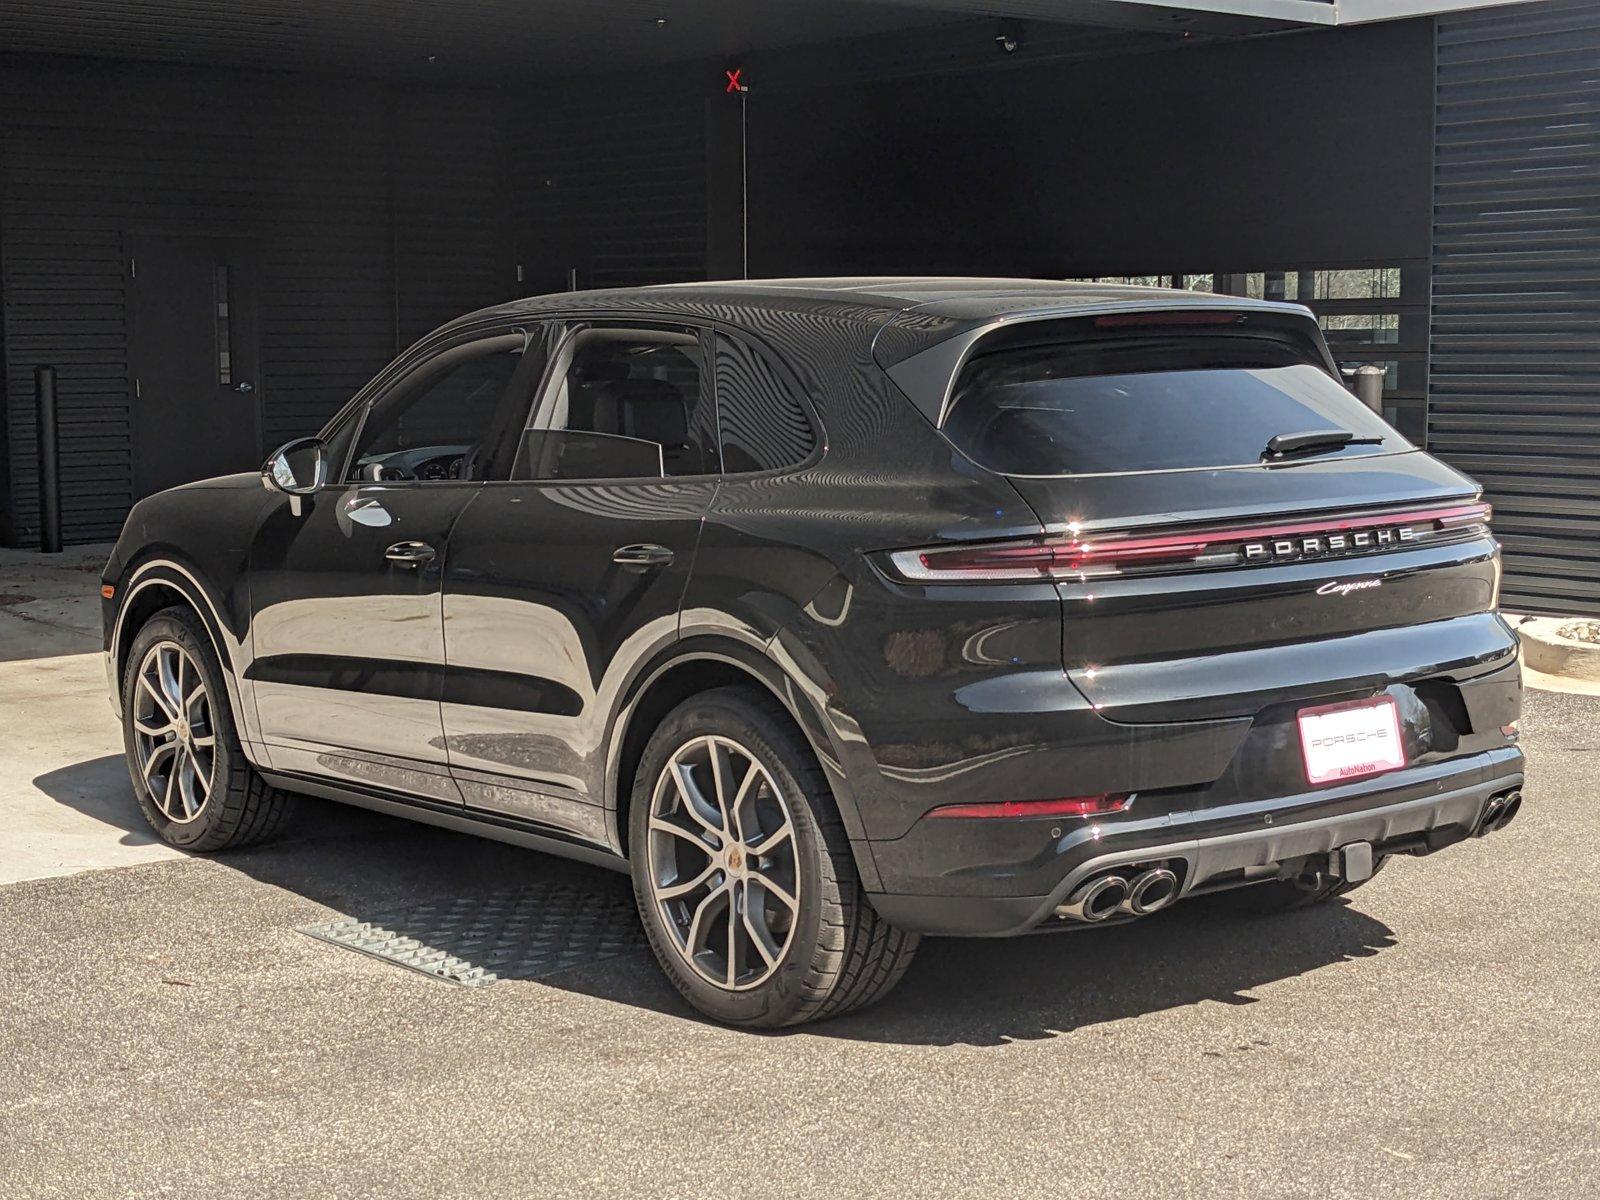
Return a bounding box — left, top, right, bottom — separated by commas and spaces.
1296, 696, 1406, 786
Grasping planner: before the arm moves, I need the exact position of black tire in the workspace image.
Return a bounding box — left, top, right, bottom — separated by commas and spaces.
628, 686, 918, 1028
120, 605, 296, 851
1216, 856, 1388, 915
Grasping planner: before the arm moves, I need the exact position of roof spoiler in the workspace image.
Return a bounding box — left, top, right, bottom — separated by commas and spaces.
872, 300, 1331, 427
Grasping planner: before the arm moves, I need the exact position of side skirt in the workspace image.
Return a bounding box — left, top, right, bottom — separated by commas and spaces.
260, 770, 631, 875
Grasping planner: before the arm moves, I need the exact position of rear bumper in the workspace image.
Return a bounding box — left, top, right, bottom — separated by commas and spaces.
866, 747, 1523, 936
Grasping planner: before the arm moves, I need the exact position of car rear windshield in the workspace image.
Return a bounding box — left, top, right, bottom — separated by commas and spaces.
939, 314, 1404, 476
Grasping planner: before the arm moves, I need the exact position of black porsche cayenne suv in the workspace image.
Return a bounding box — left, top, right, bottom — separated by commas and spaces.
103, 278, 1525, 1027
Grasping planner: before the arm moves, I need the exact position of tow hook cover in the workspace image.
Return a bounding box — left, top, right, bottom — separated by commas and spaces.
1336, 841, 1375, 882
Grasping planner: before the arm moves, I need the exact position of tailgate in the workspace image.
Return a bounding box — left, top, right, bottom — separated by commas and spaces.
1007, 459, 1505, 722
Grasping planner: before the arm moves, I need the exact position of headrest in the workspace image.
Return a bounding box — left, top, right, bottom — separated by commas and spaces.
617, 379, 689, 445
587, 378, 687, 443
573, 359, 630, 384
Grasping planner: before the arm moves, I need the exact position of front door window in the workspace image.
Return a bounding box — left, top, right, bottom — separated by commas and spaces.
349, 332, 537, 484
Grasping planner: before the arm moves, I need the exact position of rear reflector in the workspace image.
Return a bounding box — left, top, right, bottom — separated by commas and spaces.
926, 795, 1131, 820
100, 584, 115, 599
888, 502, 1492, 582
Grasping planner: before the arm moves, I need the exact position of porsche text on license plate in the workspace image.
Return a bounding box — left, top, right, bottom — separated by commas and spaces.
1297, 696, 1406, 786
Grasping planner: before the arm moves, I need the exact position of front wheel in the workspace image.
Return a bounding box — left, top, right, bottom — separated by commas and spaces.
629, 687, 918, 1028
121, 606, 296, 851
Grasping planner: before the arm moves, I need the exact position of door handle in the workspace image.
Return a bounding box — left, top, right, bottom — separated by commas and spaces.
612, 543, 674, 569
235, 381, 254, 394
385, 540, 437, 568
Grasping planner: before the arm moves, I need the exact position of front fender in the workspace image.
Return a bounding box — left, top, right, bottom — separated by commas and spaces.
107, 555, 268, 764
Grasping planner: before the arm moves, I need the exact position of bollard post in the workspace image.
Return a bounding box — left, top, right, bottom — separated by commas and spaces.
35, 365, 62, 553
1353, 363, 1386, 416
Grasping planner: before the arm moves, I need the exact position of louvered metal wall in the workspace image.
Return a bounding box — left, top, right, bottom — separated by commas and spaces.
1431, 1, 1600, 615
0, 55, 509, 545
508, 77, 708, 292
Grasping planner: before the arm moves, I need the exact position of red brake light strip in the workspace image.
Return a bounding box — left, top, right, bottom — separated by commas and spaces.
926, 795, 1132, 820
891, 502, 1491, 582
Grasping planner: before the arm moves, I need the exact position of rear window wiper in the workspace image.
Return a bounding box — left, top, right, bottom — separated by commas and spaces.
1262, 429, 1384, 460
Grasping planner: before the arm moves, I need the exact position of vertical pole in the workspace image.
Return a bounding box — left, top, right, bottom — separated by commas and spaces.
35, 365, 61, 553
740, 89, 749, 280
704, 95, 745, 280
1354, 363, 1387, 415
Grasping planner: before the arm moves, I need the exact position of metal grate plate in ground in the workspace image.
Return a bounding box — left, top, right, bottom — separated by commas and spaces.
300, 880, 648, 987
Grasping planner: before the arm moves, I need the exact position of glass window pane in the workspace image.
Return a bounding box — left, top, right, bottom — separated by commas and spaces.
1308, 267, 1401, 302
214, 265, 233, 386
517, 330, 718, 481
351, 334, 527, 483
1066, 275, 1172, 288
942, 327, 1401, 477
714, 334, 816, 474
1244, 272, 1300, 301
1319, 313, 1401, 347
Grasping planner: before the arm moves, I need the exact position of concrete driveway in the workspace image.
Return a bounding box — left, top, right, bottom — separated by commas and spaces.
1, 548, 1596, 1199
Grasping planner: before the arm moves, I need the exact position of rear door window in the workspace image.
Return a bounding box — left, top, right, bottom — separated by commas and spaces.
940, 315, 1405, 477
515, 325, 719, 481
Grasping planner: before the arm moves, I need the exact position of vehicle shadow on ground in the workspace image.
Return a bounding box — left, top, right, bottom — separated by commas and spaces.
805, 896, 1396, 1047
31, 754, 166, 846
37, 755, 1398, 1048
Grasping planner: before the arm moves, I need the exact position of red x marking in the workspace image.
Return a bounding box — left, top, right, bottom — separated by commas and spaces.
724, 68, 746, 94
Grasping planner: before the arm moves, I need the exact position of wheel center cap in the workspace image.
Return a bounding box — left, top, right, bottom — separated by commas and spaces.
726, 847, 745, 873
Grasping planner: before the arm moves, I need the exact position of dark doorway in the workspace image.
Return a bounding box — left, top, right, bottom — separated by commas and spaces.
127, 234, 262, 498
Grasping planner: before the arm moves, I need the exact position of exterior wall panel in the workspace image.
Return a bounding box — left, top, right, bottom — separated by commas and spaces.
508, 76, 708, 292
1431, 0, 1600, 615
742, 21, 1436, 278
0, 55, 509, 545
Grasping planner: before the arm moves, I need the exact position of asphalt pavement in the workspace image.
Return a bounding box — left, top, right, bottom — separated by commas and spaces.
1, 548, 1596, 1199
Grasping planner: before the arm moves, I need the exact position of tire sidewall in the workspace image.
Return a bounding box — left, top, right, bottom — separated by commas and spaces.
120, 609, 241, 850
629, 691, 842, 1026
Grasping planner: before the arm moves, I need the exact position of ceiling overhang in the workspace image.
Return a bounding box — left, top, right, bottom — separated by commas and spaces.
0, 0, 1543, 83
867, 0, 1541, 25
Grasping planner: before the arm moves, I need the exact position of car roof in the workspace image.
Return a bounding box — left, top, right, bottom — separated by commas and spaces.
452, 277, 1315, 377
475, 276, 1304, 323
653, 276, 1189, 309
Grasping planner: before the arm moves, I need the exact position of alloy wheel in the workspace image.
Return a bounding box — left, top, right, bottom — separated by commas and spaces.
646, 735, 800, 991
131, 641, 216, 824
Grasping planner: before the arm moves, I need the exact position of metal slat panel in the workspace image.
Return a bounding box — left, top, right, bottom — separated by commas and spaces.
509, 79, 706, 291
1431, 0, 1600, 615
1, 57, 510, 544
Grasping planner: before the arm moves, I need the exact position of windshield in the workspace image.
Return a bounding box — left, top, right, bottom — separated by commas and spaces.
942, 348, 1406, 477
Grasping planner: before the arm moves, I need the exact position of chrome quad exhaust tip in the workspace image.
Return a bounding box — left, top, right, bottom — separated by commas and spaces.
1476, 790, 1523, 837
1496, 790, 1523, 830
1118, 867, 1179, 916
1054, 874, 1129, 923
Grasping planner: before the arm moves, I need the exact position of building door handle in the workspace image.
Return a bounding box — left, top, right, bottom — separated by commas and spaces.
235, 381, 255, 394
384, 540, 437, 568
612, 543, 674, 569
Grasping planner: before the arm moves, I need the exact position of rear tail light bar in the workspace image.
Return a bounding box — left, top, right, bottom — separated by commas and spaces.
888, 502, 1492, 583
927, 795, 1132, 820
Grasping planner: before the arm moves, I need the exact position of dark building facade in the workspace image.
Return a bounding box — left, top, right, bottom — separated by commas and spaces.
0, 0, 1594, 614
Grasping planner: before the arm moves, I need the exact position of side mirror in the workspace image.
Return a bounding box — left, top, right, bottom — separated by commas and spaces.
262, 438, 327, 515
263, 438, 326, 495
